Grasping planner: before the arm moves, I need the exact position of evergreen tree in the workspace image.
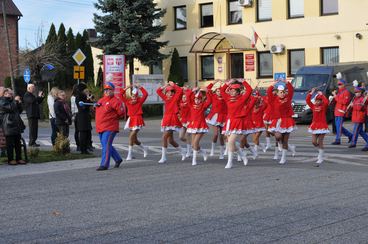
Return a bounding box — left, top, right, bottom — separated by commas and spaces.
66, 28, 76, 54
82, 30, 95, 83
75, 33, 83, 50
45, 23, 57, 44
168, 48, 184, 86
94, 0, 168, 81
96, 66, 103, 86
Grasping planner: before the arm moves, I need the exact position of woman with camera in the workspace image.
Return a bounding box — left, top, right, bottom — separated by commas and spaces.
0, 89, 26, 165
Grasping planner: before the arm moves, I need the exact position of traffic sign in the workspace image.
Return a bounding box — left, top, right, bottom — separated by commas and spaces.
274, 72, 286, 81
72, 49, 86, 66
23, 67, 31, 83
74, 66, 85, 80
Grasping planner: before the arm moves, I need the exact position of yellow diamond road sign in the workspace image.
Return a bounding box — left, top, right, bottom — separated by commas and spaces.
72, 49, 86, 66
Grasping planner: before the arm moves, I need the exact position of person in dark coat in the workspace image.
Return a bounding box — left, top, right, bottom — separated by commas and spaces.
54, 90, 72, 137
0, 89, 26, 165
75, 83, 93, 154
23, 84, 44, 147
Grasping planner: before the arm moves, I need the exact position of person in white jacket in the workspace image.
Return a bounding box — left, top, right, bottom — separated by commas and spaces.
47, 87, 59, 145
71, 85, 79, 151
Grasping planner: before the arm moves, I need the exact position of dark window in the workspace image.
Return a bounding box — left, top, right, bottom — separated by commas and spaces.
257, 0, 272, 22
231, 53, 244, 79
200, 3, 214, 28
321, 47, 339, 64
174, 6, 187, 30
201, 55, 214, 80
257, 52, 273, 78
228, 0, 242, 24
180, 57, 188, 82
321, 0, 338, 15
288, 0, 304, 18
288, 49, 305, 76
150, 62, 162, 75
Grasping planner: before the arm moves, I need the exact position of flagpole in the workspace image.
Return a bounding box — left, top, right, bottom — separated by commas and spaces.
252, 27, 267, 48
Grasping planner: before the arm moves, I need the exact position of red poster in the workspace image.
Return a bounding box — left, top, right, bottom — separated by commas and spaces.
103, 55, 126, 95
245, 54, 255, 72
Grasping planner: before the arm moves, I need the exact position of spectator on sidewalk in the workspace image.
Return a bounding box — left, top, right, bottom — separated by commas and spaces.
54, 90, 72, 137
47, 87, 59, 145
0, 89, 26, 165
71, 85, 80, 151
75, 83, 93, 154
23, 84, 44, 147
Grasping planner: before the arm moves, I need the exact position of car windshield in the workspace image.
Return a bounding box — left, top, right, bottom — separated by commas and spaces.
292, 74, 329, 91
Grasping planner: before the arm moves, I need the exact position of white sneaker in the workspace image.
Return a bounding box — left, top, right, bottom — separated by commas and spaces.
279, 149, 287, 164
289, 144, 296, 157
225, 152, 233, 169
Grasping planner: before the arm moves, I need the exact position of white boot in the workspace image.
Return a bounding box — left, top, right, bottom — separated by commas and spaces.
185, 144, 191, 158
126, 146, 133, 161
260, 143, 266, 153
238, 148, 248, 166
138, 144, 148, 158
279, 149, 287, 165
176, 146, 186, 161
277, 142, 283, 152
219, 145, 225, 159
200, 149, 208, 161
225, 152, 233, 169
192, 150, 198, 166
316, 149, 324, 164
273, 147, 279, 160
250, 146, 257, 160
265, 137, 271, 151
289, 144, 296, 157
224, 143, 228, 156
237, 150, 242, 162
158, 147, 167, 163
210, 142, 215, 156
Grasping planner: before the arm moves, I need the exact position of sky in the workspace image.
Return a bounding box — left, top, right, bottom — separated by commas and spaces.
14, 0, 97, 49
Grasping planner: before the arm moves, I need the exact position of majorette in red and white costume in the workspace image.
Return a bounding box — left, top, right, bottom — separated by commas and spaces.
306, 90, 330, 165
121, 86, 148, 131
179, 88, 192, 128
252, 91, 267, 133
267, 82, 296, 134
221, 81, 252, 136
156, 83, 183, 132
206, 83, 227, 127
121, 85, 149, 161
156, 82, 185, 163
186, 90, 212, 134
267, 81, 297, 164
306, 92, 330, 135
186, 89, 212, 165
220, 80, 253, 169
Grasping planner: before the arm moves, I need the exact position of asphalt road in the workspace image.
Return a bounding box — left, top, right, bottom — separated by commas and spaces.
1, 119, 368, 243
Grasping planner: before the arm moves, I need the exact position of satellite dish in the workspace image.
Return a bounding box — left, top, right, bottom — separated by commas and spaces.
40, 63, 57, 82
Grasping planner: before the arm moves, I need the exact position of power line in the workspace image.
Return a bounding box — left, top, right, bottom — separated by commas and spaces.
22, 0, 95, 7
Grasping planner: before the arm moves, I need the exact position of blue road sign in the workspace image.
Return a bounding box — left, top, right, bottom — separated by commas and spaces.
274, 72, 286, 81
23, 67, 31, 83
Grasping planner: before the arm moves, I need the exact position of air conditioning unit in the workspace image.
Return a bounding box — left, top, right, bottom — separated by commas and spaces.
270, 44, 285, 54
238, 0, 253, 7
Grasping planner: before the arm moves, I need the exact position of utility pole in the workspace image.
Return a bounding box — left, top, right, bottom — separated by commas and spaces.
1, 0, 16, 92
